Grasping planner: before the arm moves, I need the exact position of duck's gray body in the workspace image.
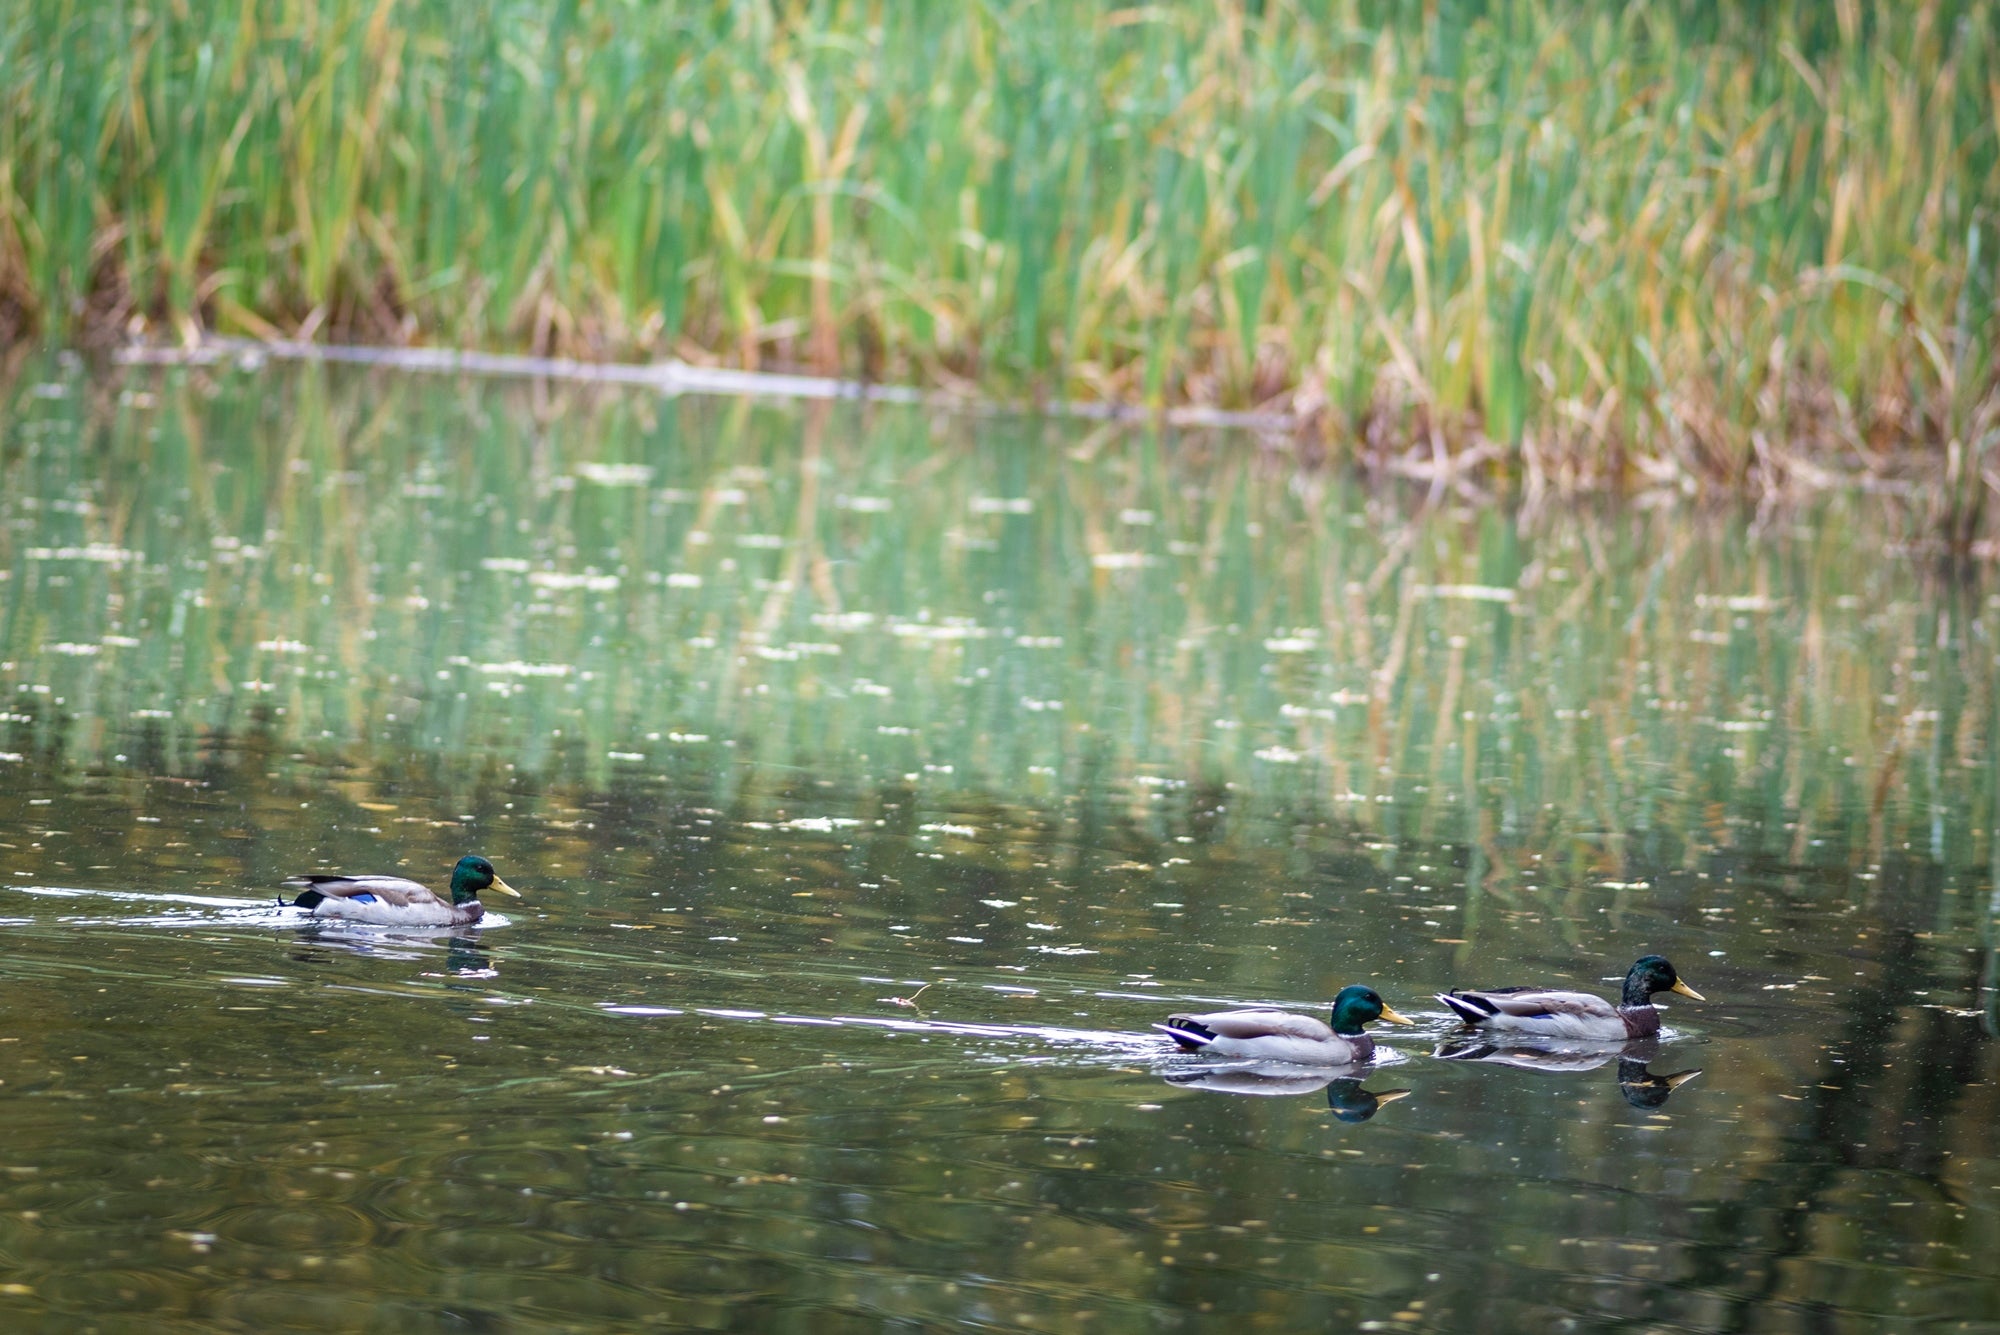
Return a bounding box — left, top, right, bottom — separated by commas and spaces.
285, 856, 519, 928
1154, 986, 1413, 1067
1435, 987, 1661, 1040
1437, 955, 1705, 1041
287, 874, 486, 927
1157, 1009, 1378, 1065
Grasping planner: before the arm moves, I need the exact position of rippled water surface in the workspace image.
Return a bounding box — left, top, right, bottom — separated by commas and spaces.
2, 361, 1997, 1332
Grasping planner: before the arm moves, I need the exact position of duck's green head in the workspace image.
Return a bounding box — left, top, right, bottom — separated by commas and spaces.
1624, 955, 1704, 1007
1329, 985, 1416, 1036
449, 855, 521, 905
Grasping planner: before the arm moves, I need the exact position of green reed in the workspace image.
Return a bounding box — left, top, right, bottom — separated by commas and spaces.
2, 0, 1997, 491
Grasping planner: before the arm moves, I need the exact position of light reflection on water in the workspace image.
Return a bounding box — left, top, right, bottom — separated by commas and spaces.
0, 362, 1996, 1332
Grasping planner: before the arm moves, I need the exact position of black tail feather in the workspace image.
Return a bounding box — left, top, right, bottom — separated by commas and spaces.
1158, 1018, 1218, 1052
292, 888, 326, 909
1437, 993, 1492, 1026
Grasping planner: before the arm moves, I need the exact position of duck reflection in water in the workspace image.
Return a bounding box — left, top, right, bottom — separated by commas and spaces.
1432, 1034, 1701, 1109
1160, 1063, 1412, 1122
439, 935, 498, 980
284, 924, 498, 980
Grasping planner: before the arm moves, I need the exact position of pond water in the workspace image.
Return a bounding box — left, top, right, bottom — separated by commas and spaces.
1, 359, 1997, 1333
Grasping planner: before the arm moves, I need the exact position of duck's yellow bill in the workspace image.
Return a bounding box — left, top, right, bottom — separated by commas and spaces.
489, 876, 523, 898
1378, 1004, 1416, 1026
1372, 1088, 1413, 1105
1670, 979, 1704, 1001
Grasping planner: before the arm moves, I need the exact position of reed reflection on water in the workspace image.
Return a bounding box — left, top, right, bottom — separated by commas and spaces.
0, 361, 1995, 1332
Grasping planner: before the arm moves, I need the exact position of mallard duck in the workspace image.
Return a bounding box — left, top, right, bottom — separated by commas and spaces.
1155, 984, 1414, 1065
285, 855, 520, 927
1436, 954, 1704, 1040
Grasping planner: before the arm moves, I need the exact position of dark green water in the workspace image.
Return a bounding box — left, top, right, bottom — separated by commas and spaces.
2, 360, 1996, 1333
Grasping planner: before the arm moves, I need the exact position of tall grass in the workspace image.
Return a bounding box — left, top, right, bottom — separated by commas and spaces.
3, 1, 1998, 493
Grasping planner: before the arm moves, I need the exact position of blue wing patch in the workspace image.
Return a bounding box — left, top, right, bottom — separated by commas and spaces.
350, 892, 378, 904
